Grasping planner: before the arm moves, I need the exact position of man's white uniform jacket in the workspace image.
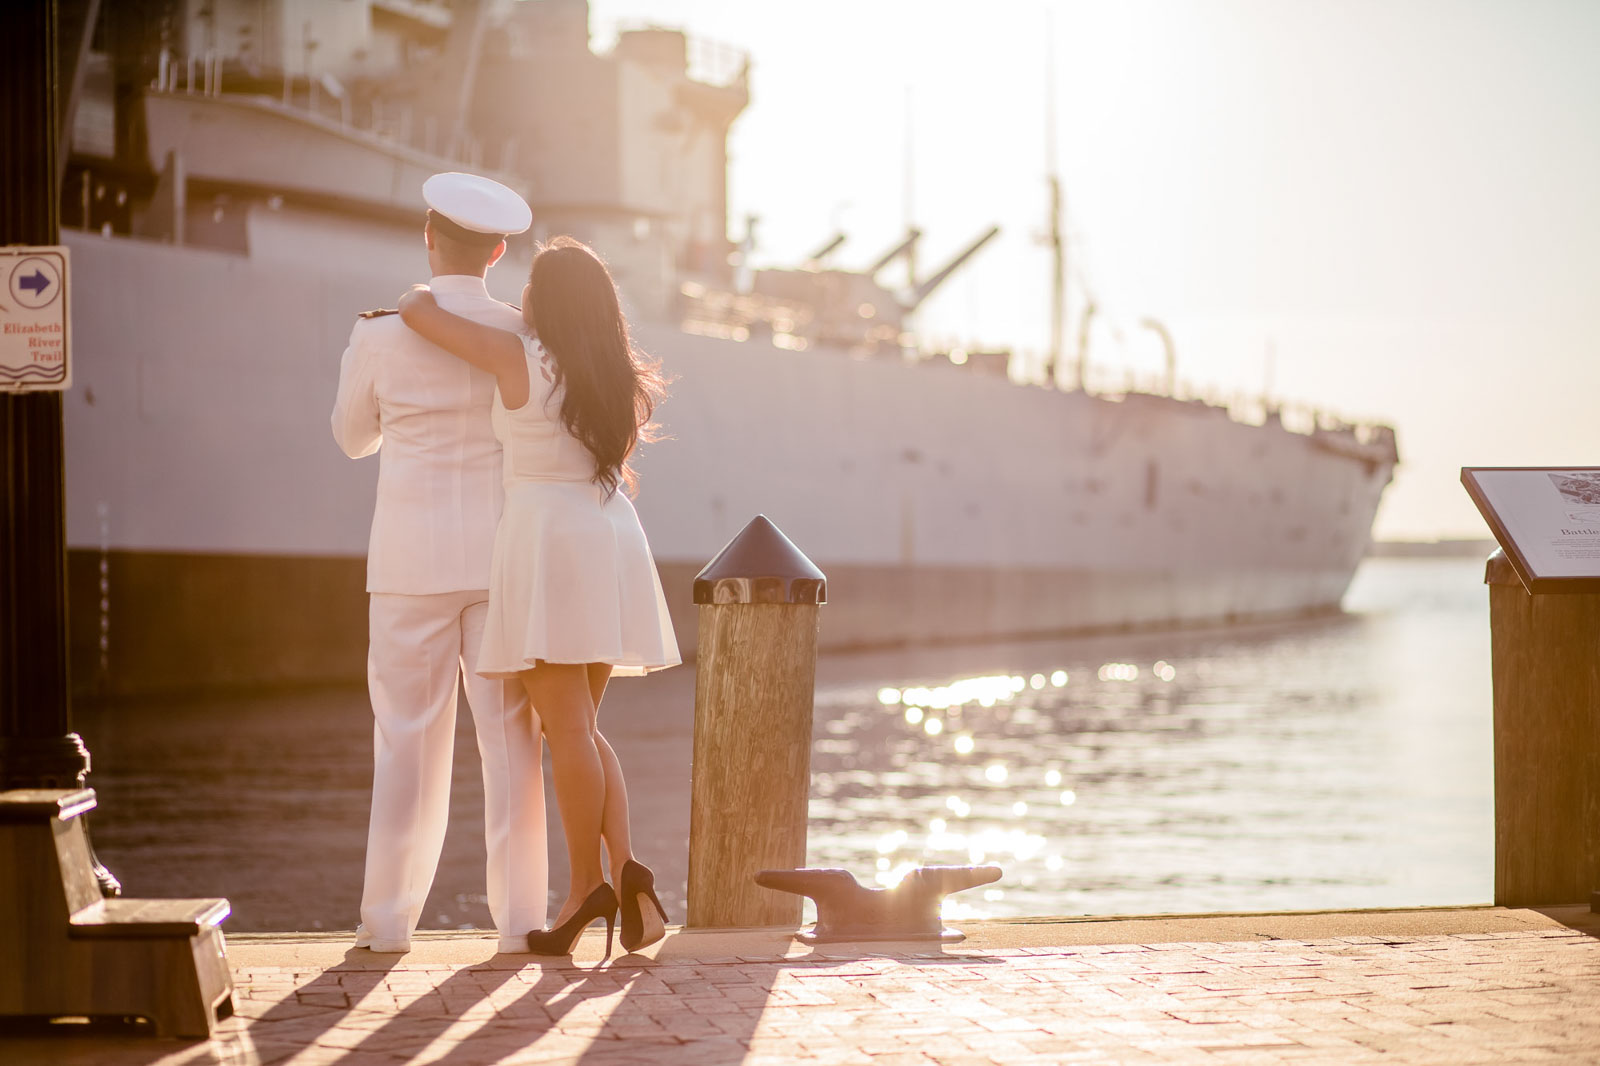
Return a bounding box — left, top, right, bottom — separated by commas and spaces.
330, 274, 524, 593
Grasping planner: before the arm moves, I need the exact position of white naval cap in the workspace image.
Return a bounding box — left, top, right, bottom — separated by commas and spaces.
422, 172, 532, 236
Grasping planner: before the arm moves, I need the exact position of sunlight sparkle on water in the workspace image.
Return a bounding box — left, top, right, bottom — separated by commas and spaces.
875, 862, 918, 889
920, 821, 1050, 870
942, 897, 990, 921
800, 560, 1495, 920
898, 674, 1018, 711
924, 718, 944, 735
965, 827, 1047, 864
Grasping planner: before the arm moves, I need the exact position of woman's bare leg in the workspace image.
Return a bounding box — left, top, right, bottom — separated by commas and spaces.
586, 663, 634, 874
522, 663, 605, 927
585, 662, 611, 708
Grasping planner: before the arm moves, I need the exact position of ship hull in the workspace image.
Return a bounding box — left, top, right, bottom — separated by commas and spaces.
60, 231, 1392, 697
65, 550, 1353, 699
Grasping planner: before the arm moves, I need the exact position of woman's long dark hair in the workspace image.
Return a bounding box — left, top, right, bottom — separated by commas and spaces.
525, 237, 666, 495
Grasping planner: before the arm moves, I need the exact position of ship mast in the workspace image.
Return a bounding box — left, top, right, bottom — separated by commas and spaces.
1043, 16, 1067, 388
449, 0, 490, 161
903, 86, 918, 292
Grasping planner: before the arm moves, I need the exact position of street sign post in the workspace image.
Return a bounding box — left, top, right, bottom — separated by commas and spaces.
0, 245, 70, 392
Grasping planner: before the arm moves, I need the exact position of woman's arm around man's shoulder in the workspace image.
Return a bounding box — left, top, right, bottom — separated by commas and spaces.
398, 285, 531, 409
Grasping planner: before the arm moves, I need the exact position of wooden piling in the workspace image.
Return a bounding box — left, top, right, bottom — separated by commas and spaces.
1486, 550, 1600, 906
687, 516, 826, 928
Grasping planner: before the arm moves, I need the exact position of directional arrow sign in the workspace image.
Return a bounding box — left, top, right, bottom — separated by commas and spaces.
1, 247, 71, 392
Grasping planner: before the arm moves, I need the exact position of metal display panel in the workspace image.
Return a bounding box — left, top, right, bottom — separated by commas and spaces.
1462, 466, 1600, 593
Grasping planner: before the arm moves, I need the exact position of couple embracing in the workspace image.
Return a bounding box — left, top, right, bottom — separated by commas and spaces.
331, 172, 680, 958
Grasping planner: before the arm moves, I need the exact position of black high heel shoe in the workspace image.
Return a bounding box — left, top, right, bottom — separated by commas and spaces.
526, 883, 617, 957
618, 859, 669, 953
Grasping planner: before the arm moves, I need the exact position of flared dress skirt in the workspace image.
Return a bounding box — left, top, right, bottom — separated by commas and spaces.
477, 479, 680, 678
477, 336, 679, 678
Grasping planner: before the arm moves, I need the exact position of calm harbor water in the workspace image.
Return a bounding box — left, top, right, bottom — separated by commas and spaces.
77, 555, 1492, 932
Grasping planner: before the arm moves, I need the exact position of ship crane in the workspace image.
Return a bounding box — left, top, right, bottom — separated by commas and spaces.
866, 227, 923, 278
901, 225, 1001, 312
805, 232, 848, 266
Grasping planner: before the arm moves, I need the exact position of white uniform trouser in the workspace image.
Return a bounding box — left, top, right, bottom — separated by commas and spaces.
361, 590, 546, 943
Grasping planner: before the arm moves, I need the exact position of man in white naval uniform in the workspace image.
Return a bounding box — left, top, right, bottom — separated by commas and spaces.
331, 173, 544, 954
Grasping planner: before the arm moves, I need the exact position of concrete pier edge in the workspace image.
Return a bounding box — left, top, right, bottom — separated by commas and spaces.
223, 904, 1600, 968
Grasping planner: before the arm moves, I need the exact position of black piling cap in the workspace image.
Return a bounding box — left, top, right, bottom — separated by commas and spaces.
693, 515, 827, 605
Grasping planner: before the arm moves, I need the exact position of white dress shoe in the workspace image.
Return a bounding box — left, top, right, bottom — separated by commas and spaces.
497, 933, 534, 954
354, 924, 411, 953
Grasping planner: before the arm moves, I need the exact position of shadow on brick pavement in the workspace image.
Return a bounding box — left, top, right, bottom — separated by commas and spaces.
2, 906, 1599, 1065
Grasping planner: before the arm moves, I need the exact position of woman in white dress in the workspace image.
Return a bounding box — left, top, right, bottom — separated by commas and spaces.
397, 237, 679, 956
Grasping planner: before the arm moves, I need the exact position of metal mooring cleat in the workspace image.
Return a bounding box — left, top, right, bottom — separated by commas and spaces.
755, 865, 1003, 943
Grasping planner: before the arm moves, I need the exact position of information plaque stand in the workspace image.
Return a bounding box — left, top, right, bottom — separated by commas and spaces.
1462, 467, 1600, 594
1463, 468, 1600, 911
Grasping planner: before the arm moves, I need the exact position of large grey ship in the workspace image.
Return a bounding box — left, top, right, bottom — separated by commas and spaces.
56, 0, 1397, 696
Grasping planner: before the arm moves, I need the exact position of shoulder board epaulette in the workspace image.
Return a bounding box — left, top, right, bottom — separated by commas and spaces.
358, 308, 398, 319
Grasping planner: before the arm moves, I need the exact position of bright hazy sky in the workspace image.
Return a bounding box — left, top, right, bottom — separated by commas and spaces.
587, 0, 1600, 540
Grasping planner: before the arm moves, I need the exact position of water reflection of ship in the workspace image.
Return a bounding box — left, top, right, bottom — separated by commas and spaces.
59, 0, 1397, 697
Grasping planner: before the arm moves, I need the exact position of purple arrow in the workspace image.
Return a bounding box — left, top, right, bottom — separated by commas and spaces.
19, 270, 51, 296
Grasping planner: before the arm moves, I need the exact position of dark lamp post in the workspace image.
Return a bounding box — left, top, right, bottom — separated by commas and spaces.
1, 0, 117, 896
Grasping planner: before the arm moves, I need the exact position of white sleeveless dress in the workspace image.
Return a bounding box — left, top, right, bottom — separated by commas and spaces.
476, 336, 680, 679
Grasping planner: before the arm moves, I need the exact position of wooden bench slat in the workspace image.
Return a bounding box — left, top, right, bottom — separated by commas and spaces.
0, 788, 96, 823
68, 897, 231, 938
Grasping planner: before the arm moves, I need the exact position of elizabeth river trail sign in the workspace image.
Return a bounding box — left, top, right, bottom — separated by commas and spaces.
0, 245, 70, 392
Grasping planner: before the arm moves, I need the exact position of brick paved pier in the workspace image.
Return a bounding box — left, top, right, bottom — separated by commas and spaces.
3, 907, 1597, 1065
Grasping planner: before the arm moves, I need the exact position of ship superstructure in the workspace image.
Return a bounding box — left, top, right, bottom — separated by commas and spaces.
55, 0, 1396, 696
